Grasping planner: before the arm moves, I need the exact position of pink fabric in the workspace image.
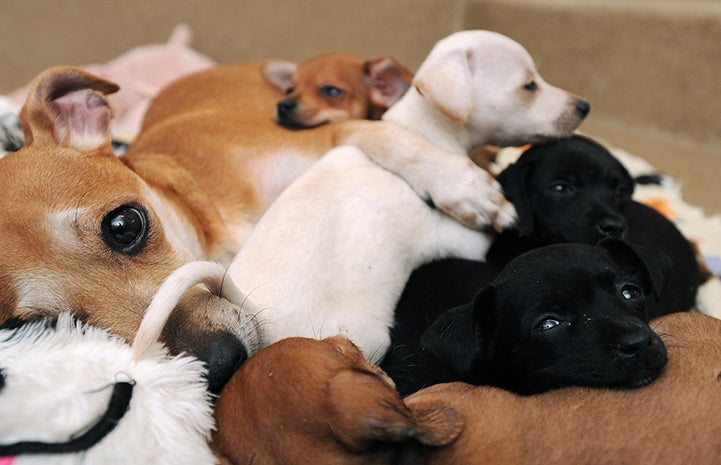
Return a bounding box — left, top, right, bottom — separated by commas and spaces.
0, 457, 14, 465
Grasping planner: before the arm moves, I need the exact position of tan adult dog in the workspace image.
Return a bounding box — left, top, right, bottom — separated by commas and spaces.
402, 312, 721, 465
213, 335, 463, 465
140, 52, 413, 131
0, 58, 507, 393
0, 68, 261, 393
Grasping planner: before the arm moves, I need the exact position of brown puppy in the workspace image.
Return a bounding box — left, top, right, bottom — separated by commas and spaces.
402, 312, 721, 465
213, 336, 462, 465
140, 53, 412, 131
267, 53, 413, 128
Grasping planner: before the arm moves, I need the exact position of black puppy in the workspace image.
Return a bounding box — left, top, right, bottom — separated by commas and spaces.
383, 240, 670, 396
488, 135, 700, 316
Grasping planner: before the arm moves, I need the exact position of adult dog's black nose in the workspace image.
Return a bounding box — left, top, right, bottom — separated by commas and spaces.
597, 217, 626, 239
575, 99, 591, 118
277, 99, 297, 117
614, 329, 655, 359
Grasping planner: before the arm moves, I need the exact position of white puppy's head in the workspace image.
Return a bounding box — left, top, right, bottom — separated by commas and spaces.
414, 30, 589, 147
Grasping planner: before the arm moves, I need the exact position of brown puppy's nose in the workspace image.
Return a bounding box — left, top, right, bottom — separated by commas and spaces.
277, 99, 297, 117
575, 100, 591, 118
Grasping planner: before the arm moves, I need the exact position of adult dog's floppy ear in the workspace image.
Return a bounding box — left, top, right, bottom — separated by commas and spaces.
497, 156, 535, 236
327, 369, 462, 451
19, 66, 119, 151
414, 49, 473, 124
600, 239, 672, 302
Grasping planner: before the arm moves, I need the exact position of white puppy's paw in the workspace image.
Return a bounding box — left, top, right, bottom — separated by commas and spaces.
430, 158, 517, 231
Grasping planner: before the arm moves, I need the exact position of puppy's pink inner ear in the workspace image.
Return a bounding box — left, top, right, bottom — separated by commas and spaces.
366, 57, 412, 109
49, 89, 113, 151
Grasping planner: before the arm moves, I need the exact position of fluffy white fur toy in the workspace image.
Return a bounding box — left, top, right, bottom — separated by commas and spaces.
0, 261, 232, 465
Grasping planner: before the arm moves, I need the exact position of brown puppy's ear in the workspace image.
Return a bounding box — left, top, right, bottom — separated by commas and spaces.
496, 154, 535, 236
600, 239, 673, 302
328, 369, 462, 452
19, 66, 118, 151
260, 59, 298, 91
414, 49, 473, 124
365, 56, 413, 111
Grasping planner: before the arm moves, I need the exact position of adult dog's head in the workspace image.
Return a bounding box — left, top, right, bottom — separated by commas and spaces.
422, 240, 670, 394
0, 67, 260, 393
497, 135, 634, 243
408, 30, 590, 148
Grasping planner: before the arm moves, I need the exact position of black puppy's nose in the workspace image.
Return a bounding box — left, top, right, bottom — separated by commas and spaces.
597, 217, 626, 239
0, 368, 5, 392
614, 329, 654, 359
575, 99, 591, 118
277, 99, 297, 116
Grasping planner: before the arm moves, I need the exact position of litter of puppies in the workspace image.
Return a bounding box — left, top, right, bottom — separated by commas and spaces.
1, 25, 719, 465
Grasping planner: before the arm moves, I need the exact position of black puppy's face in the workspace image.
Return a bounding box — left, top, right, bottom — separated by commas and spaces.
423, 240, 670, 395
498, 136, 634, 244
480, 242, 668, 394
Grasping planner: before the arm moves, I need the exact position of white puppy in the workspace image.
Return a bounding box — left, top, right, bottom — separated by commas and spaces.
225, 30, 589, 362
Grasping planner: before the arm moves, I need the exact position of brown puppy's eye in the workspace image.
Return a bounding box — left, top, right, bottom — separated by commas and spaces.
319, 86, 342, 98
284, 87, 294, 95
101, 204, 149, 255
523, 81, 538, 91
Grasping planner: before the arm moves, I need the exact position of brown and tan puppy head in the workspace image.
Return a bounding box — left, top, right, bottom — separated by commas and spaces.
214, 336, 462, 465
262, 52, 413, 128
0, 67, 260, 393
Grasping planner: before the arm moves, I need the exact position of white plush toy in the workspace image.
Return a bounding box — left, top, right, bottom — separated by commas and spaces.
0, 261, 231, 465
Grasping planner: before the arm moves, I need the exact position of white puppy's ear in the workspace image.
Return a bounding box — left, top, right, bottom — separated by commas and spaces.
261, 60, 298, 91
414, 50, 473, 124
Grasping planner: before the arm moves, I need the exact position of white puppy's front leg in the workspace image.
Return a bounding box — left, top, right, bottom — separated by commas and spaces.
335, 120, 516, 231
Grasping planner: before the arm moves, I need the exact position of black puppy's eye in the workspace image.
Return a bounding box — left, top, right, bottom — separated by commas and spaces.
284, 87, 295, 95
616, 186, 632, 199
101, 204, 149, 255
319, 86, 342, 98
621, 284, 643, 301
523, 81, 538, 91
535, 318, 561, 332
549, 182, 574, 195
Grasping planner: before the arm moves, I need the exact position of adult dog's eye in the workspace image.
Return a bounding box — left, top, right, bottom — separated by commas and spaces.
523, 81, 538, 91
319, 86, 342, 98
549, 182, 574, 195
284, 87, 295, 95
535, 318, 561, 332
621, 284, 643, 301
101, 204, 149, 255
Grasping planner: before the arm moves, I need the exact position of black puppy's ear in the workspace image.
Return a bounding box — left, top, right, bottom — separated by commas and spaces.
420, 286, 497, 378
497, 158, 534, 236
600, 239, 672, 301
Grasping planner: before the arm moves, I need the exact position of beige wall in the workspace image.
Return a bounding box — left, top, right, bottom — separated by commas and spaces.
2, 0, 718, 211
